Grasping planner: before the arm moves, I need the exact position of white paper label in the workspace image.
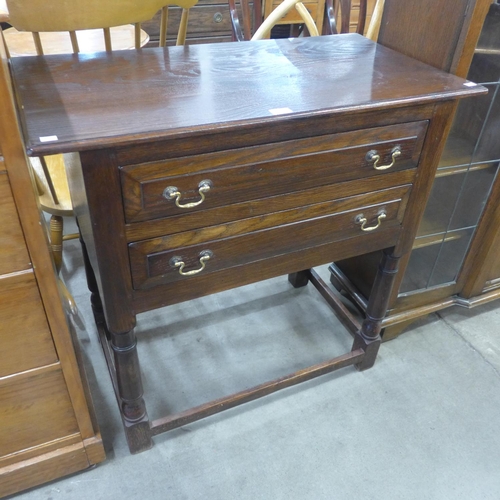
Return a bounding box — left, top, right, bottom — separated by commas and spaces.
39, 135, 59, 142
269, 107, 293, 115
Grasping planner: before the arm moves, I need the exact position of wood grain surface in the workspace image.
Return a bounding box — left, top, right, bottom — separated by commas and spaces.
11, 34, 482, 155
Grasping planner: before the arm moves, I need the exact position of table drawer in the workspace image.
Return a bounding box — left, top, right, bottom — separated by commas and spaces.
129, 184, 410, 289
121, 121, 427, 223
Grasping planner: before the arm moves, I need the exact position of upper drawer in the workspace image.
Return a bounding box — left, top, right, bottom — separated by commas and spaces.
0, 272, 58, 377
0, 173, 31, 275
120, 121, 428, 223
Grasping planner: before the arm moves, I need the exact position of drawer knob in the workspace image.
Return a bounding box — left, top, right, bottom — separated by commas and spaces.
170, 250, 213, 276
355, 211, 387, 232
366, 146, 401, 171
163, 180, 212, 209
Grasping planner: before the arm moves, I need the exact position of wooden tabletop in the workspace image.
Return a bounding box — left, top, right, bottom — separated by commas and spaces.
10, 34, 484, 155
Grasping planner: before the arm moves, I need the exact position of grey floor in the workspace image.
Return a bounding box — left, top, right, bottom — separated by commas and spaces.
11, 218, 500, 500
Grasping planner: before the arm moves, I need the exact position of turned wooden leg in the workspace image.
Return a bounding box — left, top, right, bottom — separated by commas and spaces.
110, 329, 152, 454
288, 270, 310, 288
79, 232, 106, 327
49, 215, 63, 273
352, 248, 400, 371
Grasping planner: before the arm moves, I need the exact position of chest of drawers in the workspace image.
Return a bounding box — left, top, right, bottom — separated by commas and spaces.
11, 34, 483, 453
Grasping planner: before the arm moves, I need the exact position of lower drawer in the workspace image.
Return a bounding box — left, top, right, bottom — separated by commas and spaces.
0, 365, 79, 458
129, 185, 410, 289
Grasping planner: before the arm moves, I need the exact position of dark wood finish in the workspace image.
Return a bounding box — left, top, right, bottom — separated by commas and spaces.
308, 268, 362, 335
352, 248, 400, 370
126, 169, 416, 242
151, 348, 365, 434
0, 28, 104, 497
12, 36, 479, 155
121, 121, 426, 223
378, 0, 491, 77
11, 34, 482, 453
129, 186, 408, 289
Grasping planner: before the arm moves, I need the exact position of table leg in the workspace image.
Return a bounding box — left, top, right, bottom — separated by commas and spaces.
80, 233, 152, 453
352, 248, 400, 370
288, 270, 310, 288
110, 328, 152, 454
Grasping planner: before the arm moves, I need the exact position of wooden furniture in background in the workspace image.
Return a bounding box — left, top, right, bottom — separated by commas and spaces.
4, 0, 197, 279
4, 0, 199, 57
140, 0, 376, 45
329, 0, 494, 339
249, 0, 321, 40
0, 29, 105, 498
11, 34, 481, 453
227, 0, 377, 41
324, 0, 381, 38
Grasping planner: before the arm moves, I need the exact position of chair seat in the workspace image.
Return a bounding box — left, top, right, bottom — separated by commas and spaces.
4, 24, 149, 56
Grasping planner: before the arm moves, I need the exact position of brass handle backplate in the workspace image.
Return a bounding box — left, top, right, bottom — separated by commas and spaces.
355, 211, 387, 232
366, 146, 402, 171
163, 180, 212, 209
169, 250, 213, 276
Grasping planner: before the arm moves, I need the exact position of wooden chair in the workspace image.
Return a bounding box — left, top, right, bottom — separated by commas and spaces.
0, 0, 8, 22
4, 0, 198, 280
324, 0, 384, 40
229, 0, 383, 41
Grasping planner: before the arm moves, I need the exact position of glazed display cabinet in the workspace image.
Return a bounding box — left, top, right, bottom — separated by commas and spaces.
330, 0, 499, 339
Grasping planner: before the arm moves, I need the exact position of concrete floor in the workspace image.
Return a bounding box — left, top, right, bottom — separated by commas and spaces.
10, 227, 500, 500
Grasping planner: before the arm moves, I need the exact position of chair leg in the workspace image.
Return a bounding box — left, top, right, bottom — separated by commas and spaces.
49, 215, 81, 321
49, 215, 64, 273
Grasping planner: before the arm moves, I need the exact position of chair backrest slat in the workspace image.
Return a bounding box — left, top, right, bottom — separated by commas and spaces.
69, 30, 79, 53
159, 6, 168, 47
103, 27, 112, 51
32, 31, 43, 54
134, 22, 142, 49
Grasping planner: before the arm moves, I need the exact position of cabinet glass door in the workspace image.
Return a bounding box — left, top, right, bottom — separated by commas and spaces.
400, 1, 500, 294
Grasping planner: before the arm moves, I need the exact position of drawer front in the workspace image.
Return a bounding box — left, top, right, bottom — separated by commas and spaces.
129, 185, 410, 289
0, 272, 58, 377
0, 173, 31, 275
0, 366, 79, 457
121, 121, 427, 224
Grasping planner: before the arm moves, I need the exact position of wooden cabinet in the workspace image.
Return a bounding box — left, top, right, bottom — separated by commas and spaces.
0, 31, 104, 497
329, 0, 498, 339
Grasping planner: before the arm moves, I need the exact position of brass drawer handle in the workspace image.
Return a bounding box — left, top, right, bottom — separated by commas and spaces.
366, 146, 402, 171
163, 180, 212, 209
170, 250, 213, 276
355, 211, 387, 232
